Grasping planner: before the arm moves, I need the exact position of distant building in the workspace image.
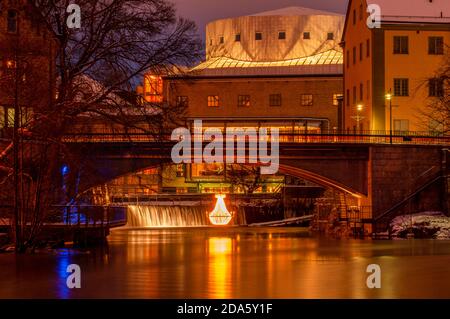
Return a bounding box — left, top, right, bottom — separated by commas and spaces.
342, 0, 450, 133
163, 6, 345, 134
132, 7, 346, 196
0, 0, 58, 132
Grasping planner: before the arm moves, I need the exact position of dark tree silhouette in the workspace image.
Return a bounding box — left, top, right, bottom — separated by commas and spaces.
0, 0, 202, 252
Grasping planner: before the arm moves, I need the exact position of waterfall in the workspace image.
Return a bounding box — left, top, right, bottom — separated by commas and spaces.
126, 205, 209, 227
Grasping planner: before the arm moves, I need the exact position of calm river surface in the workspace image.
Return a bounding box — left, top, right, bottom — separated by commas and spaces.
1, 227, 450, 299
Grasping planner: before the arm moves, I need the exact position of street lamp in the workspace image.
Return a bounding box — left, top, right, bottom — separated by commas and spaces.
351, 104, 364, 134
385, 90, 393, 144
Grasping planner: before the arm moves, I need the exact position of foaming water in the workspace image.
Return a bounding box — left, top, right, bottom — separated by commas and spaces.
127, 205, 209, 227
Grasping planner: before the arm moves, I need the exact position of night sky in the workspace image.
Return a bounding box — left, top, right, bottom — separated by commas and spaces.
172, 0, 348, 39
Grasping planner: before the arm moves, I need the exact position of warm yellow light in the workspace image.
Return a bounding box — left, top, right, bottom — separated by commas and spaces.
357, 104, 363, 112
385, 93, 392, 100
208, 194, 233, 226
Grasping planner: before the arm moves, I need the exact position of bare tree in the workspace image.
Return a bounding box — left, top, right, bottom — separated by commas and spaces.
418, 51, 450, 135
0, 0, 202, 252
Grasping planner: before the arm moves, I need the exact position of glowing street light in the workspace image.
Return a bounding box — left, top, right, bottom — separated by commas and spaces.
386, 90, 393, 144
208, 194, 233, 226
351, 104, 365, 133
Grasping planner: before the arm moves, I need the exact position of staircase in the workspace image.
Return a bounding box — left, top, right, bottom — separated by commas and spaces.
373, 167, 444, 234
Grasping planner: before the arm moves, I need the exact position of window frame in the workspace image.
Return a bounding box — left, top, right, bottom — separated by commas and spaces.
303, 32, 310, 40
269, 94, 282, 107
278, 31, 286, 40
394, 78, 409, 97
176, 96, 189, 107
255, 32, 262, 41
207, 95, 220, 107
238, 95, 251, 107
429, 78, 444, 97
300, 94, 313, 106
393, 36, 409, 54
428, 36, 444, 55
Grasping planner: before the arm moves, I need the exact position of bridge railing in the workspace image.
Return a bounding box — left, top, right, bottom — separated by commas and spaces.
62, 129, 450, 145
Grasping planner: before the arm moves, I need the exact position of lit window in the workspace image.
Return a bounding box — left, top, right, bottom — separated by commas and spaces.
429, 78, 444, 97
219, 36, 224, 44
176, 96, 188, 107
144, 75, 163, 103
278, 31, 286, 40
303, 32, 310, 40
394, 78, 409, 96
429, 37, 444, 55
235, 34, 241, 42
7, 10, 18, 33
207, 95, 219, 107
333, 94, 342, 106
7, 108, 14, 128
393, 36, 408, 54
255, 32, 262, 41
327, 32, 334, 40
238, 95, 250, 107
269, 94, 281, 107
301, 94, 313, 106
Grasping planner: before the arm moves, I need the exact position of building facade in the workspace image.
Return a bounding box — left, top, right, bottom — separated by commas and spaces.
0, 0, 58, 133
342, 0, 450, 133
130, 7, 346, 196
167, 7, 345, 134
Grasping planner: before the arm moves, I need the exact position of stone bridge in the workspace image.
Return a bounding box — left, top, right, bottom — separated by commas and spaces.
67, 140, 450, 228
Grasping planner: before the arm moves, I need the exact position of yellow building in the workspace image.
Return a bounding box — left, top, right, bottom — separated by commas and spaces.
342, 0, 450, 133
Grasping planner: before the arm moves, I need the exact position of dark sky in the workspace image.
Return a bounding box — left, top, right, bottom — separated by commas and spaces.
172, 0, 348, 40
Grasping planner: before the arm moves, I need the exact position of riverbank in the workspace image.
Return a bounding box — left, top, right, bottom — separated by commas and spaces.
390, 212, 450, 239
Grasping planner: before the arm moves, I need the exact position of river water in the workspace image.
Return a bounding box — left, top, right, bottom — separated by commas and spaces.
1, 227, 450, 299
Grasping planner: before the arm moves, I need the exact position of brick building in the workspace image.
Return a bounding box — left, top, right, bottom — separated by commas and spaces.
0, 0, 58, 132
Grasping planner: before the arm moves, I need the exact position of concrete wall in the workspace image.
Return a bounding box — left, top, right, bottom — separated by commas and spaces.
370, 145, 446, 220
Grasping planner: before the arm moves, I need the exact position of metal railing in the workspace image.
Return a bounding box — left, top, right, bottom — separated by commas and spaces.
61, 129, 450, 146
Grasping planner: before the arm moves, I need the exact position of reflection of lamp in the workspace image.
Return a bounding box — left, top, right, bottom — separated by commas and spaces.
208, 194, 233, 226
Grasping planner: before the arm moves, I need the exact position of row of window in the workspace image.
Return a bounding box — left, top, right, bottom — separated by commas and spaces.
346, 78, 444, 106
347, 36, 444, 68
176, 94, 342, 107
393, 36, 444, 55
210, 31, 334, 45
347, 39, 370, 67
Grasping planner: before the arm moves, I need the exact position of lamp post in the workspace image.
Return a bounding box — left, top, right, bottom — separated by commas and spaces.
351, 104, 365, 135
386, 91, 393, 144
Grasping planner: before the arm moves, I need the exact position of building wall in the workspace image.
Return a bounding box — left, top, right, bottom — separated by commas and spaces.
206, 14, 344, 62
343, 0, 449, 132
0, 0, 58, 129
165, 76, 342, 129
384, 28, 450, 131
343, 0, 375, 131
